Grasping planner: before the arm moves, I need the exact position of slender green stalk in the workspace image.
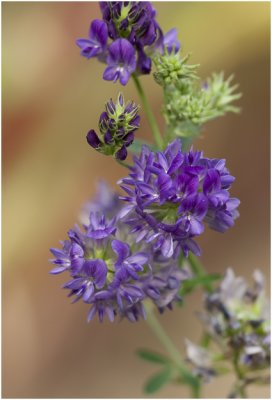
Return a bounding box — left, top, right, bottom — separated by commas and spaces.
145, 301, 182, 366
145, 301, 201, 398
188, 252, 215, 293
233, 353, 247, 398
117, 159, 131, 168
132, 74, 163, 149
188, 253, 207, 276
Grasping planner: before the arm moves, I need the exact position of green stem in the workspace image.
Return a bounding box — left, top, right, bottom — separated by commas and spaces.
117, 159, 131, 168
132, 74, 163, 149
188, 253, 214, 293
188, 253, 206, 276
145, 301, 201, 398
232, 353, 247, 398
145, 302, 182, 366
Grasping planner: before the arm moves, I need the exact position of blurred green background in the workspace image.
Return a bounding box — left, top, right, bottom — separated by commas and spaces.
2, 2, 270, 398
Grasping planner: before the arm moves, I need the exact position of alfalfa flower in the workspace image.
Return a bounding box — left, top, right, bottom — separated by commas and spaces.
76, 1, 179, 84
119, 139, 240, 258
49, 184, 191, 322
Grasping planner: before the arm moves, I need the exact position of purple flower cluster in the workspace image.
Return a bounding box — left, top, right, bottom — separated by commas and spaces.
119, 139, 240, 258
76, 2, 180, 85
50, 186, 190, 322
87, 94, 140, 160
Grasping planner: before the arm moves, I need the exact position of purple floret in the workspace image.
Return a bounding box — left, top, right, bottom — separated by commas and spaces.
163, 28, 181, 54
76, 19, 108, 59
103, 39, 136, 85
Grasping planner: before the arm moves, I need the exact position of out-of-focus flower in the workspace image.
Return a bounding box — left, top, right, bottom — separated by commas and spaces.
76, 2, 179, 84
79, 181, 120, 226
119, 139, 239, 258
87, 93, 140, 160
192, 269, 270, 378
185, 339, 216, 382
184, 269, 270, 388
163, 28, 180, 54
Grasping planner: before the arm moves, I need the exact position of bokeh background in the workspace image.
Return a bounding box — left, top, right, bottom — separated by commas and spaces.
2, 2, 270, 398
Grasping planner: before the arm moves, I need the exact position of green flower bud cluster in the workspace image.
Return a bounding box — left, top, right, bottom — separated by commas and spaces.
166, 73, 241, 127
153, 52, 199, 86
153, 50, 241, 145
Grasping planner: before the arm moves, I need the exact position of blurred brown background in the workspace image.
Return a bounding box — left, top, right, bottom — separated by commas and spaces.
2, 2, 270, 398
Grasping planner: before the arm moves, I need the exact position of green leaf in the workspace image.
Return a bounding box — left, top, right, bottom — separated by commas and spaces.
137, 349, 169, 364
177, 367, 201, 396
144, 367, 172, 394
188, 253, 206, 277
200, 332, 211, 348
180, 274, 221, 295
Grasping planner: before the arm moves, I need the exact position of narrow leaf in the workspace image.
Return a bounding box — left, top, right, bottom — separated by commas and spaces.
137, 349, 169, 364
200, 332, 211, 348
178, 367, 201, 397
144, 367, 172, 394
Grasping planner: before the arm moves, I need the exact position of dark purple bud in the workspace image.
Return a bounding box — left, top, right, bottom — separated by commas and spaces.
108, 118, 116, 130
99, 111, 108, 124
86, 129, 102, 149
107, 99, 116, 114
115, 145, 127, 160
104, 130, 114, 144
123, 132, 134, 147
129, 115, 140, 131
118, 93, 124, 106
120, 17, 129, 31
115, 127, 126, 138
137, 47, 152, 75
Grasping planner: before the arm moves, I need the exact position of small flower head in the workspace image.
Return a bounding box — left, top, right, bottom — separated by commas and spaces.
76, 2, 178, 84
50, 212, 149, 322
99, 1, 163, 78
99, 2, 160, 47
87, 94, 140, 160
50, 185, 191, 322
119, 139, 240, 258
153, 52, 199, 87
